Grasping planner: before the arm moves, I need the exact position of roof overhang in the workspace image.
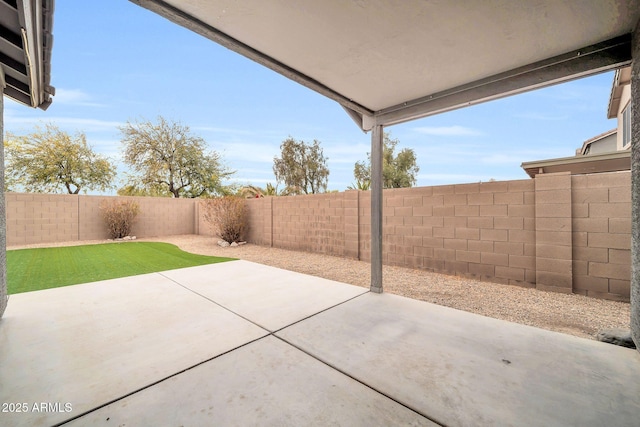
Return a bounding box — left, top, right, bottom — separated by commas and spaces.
521, 150, 631, 178
607, 65, 632, 119
130, 0, 639, 131
0, 0, 55, 110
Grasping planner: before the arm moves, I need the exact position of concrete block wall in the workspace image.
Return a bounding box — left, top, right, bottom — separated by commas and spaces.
6, 193, 198, 246
6, 193, 80, 245
245, 171, 631, 301
244, 197, 272, 247
272, 192, 347, 256
5, 170, 632, 302
373, 181, 536, 287
535, 173, 573, 294
572, 171, 631, 301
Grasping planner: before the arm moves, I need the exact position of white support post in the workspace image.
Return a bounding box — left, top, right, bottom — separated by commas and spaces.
371, 124, 383, 293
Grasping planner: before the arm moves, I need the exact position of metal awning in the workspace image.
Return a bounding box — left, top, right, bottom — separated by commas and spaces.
131, 0, 638, 131
0, 0, 55, 110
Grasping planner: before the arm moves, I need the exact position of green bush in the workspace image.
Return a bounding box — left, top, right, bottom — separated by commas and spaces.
201, 196, 248, 243
100, 200, 140, 239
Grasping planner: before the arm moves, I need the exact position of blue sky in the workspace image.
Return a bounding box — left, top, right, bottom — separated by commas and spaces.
4, 1, 619, 193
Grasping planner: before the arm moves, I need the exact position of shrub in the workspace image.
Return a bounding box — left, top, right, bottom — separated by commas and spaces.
201, 196, 248, 243
100, 200, 140, 239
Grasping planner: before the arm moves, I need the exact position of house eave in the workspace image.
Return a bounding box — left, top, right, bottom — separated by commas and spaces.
607, 66, 632, 119
0, 0, 55, 110
521, 150, 631, 178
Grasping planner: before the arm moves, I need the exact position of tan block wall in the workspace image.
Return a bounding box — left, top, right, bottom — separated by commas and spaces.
6, 193, 198, 246
572, 171, 631, 301
244, 197, 273, 246
6, 170, 631, 302
244, 172, 631, 302
6, 193, 80, 245
271, 192, 347, 256
373, 180, 536, 287
535, 172, 573, 293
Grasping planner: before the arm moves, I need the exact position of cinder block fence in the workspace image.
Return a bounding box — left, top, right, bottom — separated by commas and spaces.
5, 170, 631, 302
245, 171, 631, 302
5, 194, 199, 244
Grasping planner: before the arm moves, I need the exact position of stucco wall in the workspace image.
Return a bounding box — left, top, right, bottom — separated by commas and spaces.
615, 83, 632, 150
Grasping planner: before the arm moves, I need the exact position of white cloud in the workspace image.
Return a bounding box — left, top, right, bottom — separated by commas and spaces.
53, 89, 105, 107
4, 115, 123, 133
50, 117, 124, 129
412, 125, 483, 136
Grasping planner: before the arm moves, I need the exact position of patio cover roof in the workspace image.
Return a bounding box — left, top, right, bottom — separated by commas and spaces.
131, 0, 639, 131
0, 0, 55, 110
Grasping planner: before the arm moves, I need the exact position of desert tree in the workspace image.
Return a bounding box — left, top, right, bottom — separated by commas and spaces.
4, 124, 116, 194
120, 116, 234, 198
273, 137, 329, 194
353, 132, 419, 189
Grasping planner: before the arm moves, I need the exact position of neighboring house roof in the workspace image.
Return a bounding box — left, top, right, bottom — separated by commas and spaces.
0, 0, 55, 110
607, 66, 631, 119
521, 151, 630, 178
522, 54, 631, 178
131, 0, 638, 131
576, 129, 617, 155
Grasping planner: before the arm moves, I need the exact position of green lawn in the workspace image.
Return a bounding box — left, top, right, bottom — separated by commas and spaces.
7, 242, 236, 294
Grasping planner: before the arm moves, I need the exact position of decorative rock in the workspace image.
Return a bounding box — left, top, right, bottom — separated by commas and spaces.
217, 240, 230, 247
123, 236, 132, 241
238, 241, 247, 246
230, 242, 239, 247
596, 328, 636, 349
131, 236, 137, 240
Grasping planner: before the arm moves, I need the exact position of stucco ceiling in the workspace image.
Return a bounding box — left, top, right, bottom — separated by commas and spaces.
132, 0, 639, 129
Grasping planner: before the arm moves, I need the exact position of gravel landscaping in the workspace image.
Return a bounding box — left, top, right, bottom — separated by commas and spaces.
10, 234, 631, 340
145, 234, 630, 341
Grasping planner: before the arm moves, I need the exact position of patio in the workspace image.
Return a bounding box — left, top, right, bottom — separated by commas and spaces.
1, 260, 639, 426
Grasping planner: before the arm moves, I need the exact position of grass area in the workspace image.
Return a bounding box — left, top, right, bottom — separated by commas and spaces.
7, 242, 236, 294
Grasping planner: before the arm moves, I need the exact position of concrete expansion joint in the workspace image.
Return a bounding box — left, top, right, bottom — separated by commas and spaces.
51, 332, 269, 427
58, 274, 387, 426
272, 333, 445, 426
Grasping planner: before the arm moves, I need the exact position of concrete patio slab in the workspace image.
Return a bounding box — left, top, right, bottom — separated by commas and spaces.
65, 335, 435, 426
0, 272, 268, 427
277, 292, 640, 427
160, 260, 368, 331
3, 261, 640, 426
